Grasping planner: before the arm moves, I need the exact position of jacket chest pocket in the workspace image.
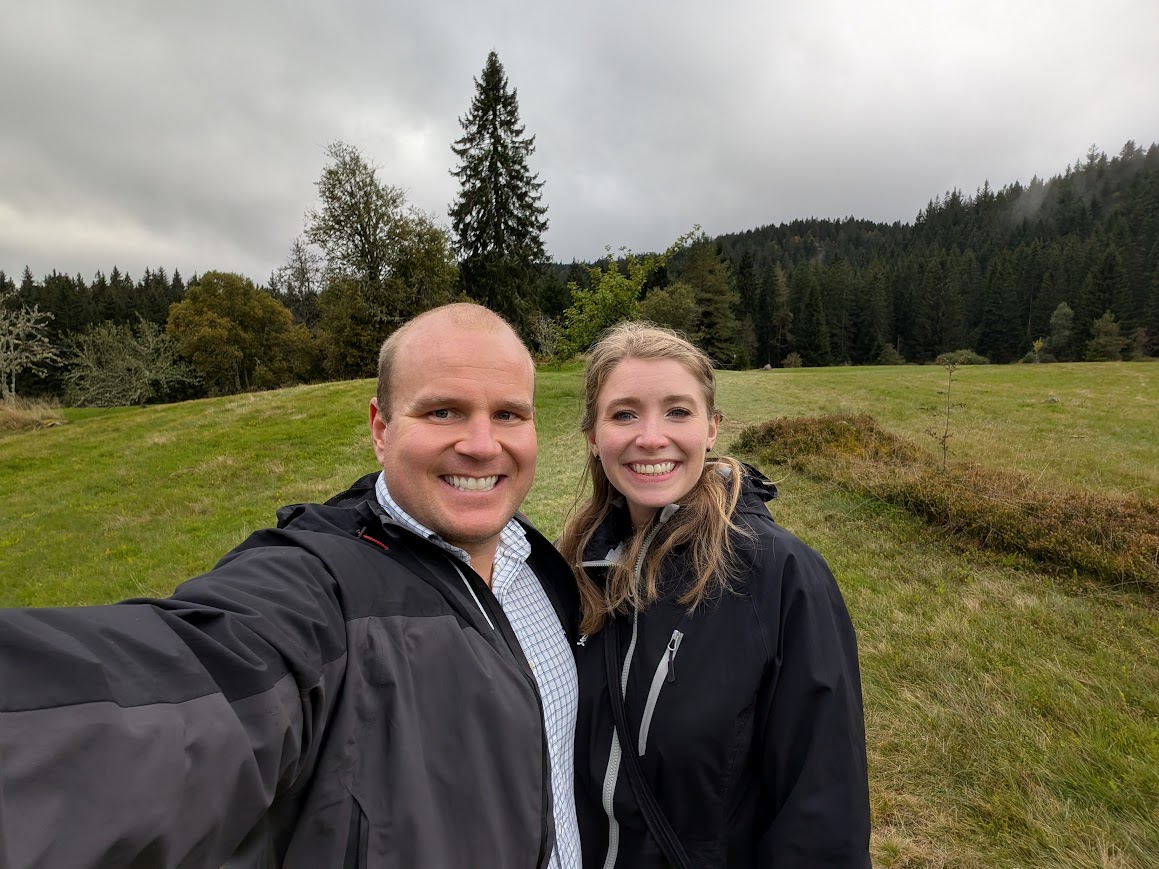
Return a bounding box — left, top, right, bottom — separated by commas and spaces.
632, 622, 763, 782
637, 628, 684, 756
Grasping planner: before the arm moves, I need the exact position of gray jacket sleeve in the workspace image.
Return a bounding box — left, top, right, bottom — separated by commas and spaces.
0, 532, 349, 869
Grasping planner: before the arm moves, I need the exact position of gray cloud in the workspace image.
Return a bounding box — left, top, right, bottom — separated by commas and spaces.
2, 0, 1157, 282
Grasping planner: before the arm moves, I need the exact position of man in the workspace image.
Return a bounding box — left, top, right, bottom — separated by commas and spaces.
0, 303, 581, 868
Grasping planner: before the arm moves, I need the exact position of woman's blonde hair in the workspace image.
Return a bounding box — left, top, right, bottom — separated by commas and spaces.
558, 322, 749, 635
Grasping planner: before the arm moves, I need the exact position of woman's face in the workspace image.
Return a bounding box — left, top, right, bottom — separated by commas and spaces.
588, 357, 718, 530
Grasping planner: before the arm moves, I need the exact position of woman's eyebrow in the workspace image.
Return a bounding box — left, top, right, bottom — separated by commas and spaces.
605, 393, 698, 407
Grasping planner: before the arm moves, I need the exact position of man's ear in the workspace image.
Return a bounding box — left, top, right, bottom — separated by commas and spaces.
369, 397, 388, 467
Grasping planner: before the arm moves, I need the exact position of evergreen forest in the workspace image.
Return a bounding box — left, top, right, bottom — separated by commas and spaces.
3, 70, 1157, 408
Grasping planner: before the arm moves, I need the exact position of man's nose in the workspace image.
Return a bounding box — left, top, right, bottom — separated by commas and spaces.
456, 415, 502, 459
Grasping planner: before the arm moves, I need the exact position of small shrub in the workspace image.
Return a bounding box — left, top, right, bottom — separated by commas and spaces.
1125, 327, 1149, 361
1020, 349, 1057, 364
781, 352, 803, 368
732, 413, 923, 466
935, 349, 988, 366
0, 397, 66, 433
876, 345, 906, 365
1084, 312, 1126, 361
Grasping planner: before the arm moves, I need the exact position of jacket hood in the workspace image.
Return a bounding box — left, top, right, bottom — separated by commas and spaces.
734, 461, 778, 515
274, 472, 392, 538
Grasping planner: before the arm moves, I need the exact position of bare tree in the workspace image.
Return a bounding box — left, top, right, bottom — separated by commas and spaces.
64, 318, 198, 407
271, 236, 324, 328
0, 284, 60, 400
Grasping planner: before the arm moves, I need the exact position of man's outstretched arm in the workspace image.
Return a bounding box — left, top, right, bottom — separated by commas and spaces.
0, 534, 348, 869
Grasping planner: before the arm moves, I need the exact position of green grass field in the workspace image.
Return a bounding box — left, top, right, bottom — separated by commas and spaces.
2, 361, 1157, 867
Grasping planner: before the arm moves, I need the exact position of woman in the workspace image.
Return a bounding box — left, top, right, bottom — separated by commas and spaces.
559, 322, 870, 868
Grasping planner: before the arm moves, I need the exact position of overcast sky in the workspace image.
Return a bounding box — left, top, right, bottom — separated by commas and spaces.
3, 0, 1158, 283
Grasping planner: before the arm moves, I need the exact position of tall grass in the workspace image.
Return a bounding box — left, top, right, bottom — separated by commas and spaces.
0, 396, 65, 433
734, 413, 1159, 592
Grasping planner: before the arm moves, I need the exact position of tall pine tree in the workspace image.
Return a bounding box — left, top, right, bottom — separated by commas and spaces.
977, 252, 1023, 362
449, 51, 548, 330
680, 240, 741, 367
733, 250, 759, 367
767, 264, 793, 366
793, 263, 831, 367
850, 258, 889, 364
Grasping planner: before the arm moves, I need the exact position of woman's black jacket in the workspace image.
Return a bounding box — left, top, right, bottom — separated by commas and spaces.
573, 466, 871, 868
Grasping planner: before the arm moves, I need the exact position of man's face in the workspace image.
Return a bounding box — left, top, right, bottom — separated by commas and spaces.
369, 320, 537, 565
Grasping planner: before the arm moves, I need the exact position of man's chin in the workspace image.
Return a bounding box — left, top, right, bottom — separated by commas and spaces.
431, 515, 511, 550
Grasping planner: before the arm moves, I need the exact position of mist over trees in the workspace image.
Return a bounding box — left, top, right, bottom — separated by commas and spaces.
4, 131, 1158, 406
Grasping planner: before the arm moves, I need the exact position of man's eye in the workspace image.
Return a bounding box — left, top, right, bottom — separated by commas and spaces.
430, 409, 453, 420
495, 410, 518, 421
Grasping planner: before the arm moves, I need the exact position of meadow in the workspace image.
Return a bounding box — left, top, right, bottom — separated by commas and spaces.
1, 361, 1157, 867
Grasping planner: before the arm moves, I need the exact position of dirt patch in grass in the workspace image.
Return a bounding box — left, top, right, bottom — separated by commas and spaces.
734, 414, 1159, 593
0, 397, 66, 434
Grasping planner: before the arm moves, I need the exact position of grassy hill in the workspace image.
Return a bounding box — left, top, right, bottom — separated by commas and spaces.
2, 361, 1157, 867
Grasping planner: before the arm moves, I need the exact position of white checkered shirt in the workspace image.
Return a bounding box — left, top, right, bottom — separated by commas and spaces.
375, 474, 581, 869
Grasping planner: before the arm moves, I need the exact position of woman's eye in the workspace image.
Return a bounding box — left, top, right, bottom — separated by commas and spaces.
668, 407, 692, 418
611, 410, 635, 422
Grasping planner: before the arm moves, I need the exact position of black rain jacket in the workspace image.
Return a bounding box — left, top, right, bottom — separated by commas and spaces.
0, 473, 579, 869
573, 466, 870, 868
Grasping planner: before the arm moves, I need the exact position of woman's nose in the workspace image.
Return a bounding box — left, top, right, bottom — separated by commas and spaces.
635, 418, 669, 450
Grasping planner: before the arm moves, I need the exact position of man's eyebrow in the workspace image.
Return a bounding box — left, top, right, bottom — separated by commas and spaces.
405, 396, 454, 412
503, 400, 536, 417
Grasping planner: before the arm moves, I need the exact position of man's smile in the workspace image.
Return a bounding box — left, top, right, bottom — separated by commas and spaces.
442, 474, 501, 492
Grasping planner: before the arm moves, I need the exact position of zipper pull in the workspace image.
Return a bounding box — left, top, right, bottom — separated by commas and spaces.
666, 634, 679, 683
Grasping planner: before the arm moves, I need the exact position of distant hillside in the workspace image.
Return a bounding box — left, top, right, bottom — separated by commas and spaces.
706, 140, 1159, 365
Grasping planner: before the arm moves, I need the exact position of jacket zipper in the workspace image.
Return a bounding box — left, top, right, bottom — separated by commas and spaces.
636, 628, 684, 757
599, 514, 671, 869
447, 560, 496, 632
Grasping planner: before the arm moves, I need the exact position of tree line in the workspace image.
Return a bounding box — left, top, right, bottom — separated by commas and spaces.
3, 56, 1157, 407
708, 141, 1159, 367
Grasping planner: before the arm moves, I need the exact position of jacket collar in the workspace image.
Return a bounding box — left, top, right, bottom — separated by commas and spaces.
277, 472, 581, 645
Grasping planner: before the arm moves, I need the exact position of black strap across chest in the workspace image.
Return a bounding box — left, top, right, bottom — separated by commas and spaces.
603, 624, 692, 869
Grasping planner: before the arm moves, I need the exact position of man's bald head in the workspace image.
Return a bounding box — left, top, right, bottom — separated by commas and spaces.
376, 303, 532, 419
